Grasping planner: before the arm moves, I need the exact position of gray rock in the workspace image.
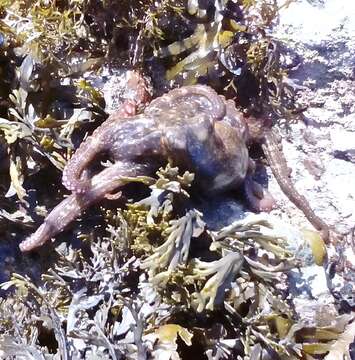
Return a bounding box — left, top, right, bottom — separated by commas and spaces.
270, 0, 355, 236
272, 0, 355, 325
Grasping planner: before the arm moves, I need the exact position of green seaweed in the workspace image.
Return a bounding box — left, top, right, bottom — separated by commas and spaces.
0, 166, 351, 358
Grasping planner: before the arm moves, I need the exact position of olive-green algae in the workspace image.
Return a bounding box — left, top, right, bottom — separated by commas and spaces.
1, 166, 353, 359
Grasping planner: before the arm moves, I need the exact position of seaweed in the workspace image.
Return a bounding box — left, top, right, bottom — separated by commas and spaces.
156, 0, 303, 120
0, 166, 350, 358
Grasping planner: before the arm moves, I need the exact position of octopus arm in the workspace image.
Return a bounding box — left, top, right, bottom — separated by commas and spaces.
243, 176, 275, 212
147, 85, 226, 121
62, 128, 108, 193
20, 162, 151, 252
262, 130, 329, 242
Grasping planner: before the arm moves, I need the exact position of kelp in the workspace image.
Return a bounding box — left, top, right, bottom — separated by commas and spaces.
157, 0, 303, 119
0, 53, 103, 215
1, 0, 186, 65
1, 0, 303, 119
0, 165, 348, 359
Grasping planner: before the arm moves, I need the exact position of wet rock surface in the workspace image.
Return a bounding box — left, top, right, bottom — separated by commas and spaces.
270, 0, 355, 323
270, 0, 355, 237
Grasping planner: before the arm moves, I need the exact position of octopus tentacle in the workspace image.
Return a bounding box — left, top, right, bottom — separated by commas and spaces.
262, 130, 329, 242
20, 162, 150, 252
62, 127, 108, 194
244, 176, 276, 212
62, 72, 150, 195
148, 85, 226, 120
62, 95, 139, 194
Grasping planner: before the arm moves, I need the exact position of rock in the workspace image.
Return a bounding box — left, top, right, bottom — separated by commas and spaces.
269, 0, 355, 236
271, 0, 355, 327
331, 126, 355, 163
197, 195, 246, 231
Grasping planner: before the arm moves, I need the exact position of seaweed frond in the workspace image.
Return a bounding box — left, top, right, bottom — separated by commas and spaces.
0, 165, 350, 358
157, 0, 302, 119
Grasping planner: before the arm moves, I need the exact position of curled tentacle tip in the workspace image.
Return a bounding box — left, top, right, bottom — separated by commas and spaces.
249, 199, 275, 213
258, 199, 276, 212
19, 236, 36, 252
244, 177, 276, 213
257, 190, 276, 212
320, 227, 331, 244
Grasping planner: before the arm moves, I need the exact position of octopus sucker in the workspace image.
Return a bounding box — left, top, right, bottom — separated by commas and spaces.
243, 176, 275, 213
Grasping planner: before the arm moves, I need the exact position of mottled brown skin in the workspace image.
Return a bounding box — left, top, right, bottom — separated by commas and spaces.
20, 83, 330, 252
21, 85, 271, 252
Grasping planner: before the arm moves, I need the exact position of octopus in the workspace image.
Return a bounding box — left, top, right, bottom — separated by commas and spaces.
19, 80, 329, 252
